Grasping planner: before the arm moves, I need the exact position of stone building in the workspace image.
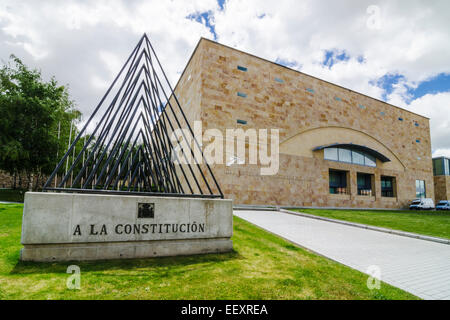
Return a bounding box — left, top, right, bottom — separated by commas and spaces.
433, 157, 450, 202
169, 38, 434, 209
166, 38, 434, 209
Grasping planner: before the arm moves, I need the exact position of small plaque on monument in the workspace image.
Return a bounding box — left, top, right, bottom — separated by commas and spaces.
138, 203, 155, 218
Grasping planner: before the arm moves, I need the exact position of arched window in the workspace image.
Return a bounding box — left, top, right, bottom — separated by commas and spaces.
324, 147, 377, 167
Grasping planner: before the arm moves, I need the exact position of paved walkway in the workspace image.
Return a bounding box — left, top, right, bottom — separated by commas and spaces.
234, 210, 450, 300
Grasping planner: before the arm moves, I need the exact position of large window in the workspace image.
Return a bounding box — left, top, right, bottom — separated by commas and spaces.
433, 158, 450, 176
324, 147, 376, 167
357, 173, 373, 196
329, 170, 348, 194
381, 176, 395, 197
416, 180, 426, 199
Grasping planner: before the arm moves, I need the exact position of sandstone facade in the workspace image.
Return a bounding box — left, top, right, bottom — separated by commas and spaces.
162, 38, 434, 209
3, 39, 434, 209
434, 176, 450, 202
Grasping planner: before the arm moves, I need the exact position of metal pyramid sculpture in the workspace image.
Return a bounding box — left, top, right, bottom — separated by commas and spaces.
43, 34, 223, 199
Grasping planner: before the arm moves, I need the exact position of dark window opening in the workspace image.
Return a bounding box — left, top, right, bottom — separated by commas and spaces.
433, 158, 450, 176
329, 170, 348, 195
381, 176, 395, 197
357, 173, 373, 196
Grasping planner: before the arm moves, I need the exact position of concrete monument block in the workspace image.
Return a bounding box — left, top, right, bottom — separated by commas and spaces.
21, 192, 233, 262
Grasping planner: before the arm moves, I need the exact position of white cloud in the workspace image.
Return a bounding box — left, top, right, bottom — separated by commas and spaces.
406, 92, 450, 155
214, 0, 450, 153
0, 0, 449, 153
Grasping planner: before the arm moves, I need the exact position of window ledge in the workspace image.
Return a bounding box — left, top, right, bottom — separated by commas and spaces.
355, 195, 376, 201
381, 197, 398, 201
329, 194, 350, 200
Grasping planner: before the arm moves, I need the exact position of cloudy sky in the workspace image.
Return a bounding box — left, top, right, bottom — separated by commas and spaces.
0, 0, 449, 156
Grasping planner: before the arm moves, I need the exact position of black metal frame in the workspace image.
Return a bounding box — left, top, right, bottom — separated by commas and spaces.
43, 34, 223, 199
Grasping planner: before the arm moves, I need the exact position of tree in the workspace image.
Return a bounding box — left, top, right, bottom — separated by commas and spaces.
0, 55, 81, 190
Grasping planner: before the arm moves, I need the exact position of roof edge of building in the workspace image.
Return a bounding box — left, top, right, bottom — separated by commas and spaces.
197, 37, 430, 121
170, 37, 205, 98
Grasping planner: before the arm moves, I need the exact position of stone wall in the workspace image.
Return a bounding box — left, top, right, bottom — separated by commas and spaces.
434, 175, 450, 202
0, 170, 50, 190
171, 38, 434, 209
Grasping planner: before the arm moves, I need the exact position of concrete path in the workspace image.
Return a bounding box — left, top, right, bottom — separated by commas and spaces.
234, 210, 450, 300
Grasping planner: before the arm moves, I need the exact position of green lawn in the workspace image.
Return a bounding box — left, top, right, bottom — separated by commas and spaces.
0, 204, 417, 300
293, 209, 450, 240
0, 189, 26, 203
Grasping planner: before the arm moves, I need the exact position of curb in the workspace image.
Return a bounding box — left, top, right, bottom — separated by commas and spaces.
279, 209, 450, 246
233, 206, 279, 211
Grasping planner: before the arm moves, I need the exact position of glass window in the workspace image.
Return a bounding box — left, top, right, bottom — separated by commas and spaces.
433, 158, 443, 176
416, 180, 426, 198
352, 150, 365, 165
433, 159, 442, 176
329, 170, 347, 195
381, 176, 395, 197
323, 147, 378, 167
364, 154, 376, 167
324, 148, 339, 161
274, 77, 284, 83
338, 148, 352, 163
357, 173, 373, 196
432, 158, 450, 176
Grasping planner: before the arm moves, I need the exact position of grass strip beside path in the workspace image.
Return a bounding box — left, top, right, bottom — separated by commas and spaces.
293, 209, 450, 240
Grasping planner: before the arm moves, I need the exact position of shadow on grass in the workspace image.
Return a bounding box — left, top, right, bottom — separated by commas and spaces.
10, 249, 243, 275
